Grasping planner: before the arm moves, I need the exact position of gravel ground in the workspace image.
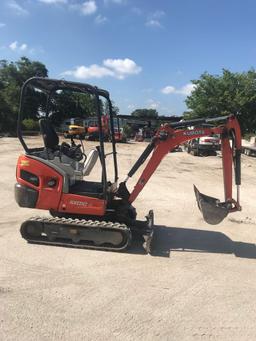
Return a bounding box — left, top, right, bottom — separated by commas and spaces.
0, 137, 256, 341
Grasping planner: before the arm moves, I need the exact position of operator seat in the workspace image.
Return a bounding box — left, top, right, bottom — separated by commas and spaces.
39, 118, 83, 161
39, 119, 99, 188
39, 118, 59, 151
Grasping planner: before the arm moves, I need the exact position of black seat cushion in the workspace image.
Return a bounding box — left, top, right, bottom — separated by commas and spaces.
69, 181, 103, 198
39, 118, 59, 150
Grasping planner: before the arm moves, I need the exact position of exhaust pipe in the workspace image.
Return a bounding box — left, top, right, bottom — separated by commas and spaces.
194, 185, 230, 225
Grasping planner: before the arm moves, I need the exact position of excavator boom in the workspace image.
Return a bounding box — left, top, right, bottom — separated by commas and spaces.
120, 115, 241, 225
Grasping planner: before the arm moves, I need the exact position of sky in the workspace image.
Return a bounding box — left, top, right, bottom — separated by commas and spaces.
0, 0, 256, 116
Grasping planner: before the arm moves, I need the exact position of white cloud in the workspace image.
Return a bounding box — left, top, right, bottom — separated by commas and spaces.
178, 83, 196, 95
81, 0, 97, 15
62, 58, 142, 80
103, 58, 142, 79
147, 99, 160, 109
95, 14, 107, 24
39, 0, 67, 3
146, 9, 165, 28
161, 86, 176, 94
161, 83, 196, 96
8, 1, 29, 16
145, 19, 162, 28
151, 10, 165, 19
0, 23, 6, 28
20, 43, 28, 51
104, 0, 126, 5
128, 104, 136, 110
63, 64, 114, 79
70, 0, 97, 15
9, 41, 18, 51
149, 102, 159, 110
9, 41, 29, 52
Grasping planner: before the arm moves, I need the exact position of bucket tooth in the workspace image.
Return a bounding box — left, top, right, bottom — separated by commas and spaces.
194, 185, 229, 225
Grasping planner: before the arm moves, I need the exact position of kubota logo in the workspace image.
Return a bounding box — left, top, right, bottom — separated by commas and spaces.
69, 200, 89, 207
183, 130, 205, 136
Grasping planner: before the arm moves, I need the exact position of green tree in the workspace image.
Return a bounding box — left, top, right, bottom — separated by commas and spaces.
0, 89, 15, 132
103, 99, 119, 116
111, 101, 120, 116
49, 91, 107, 126
22, 118, 39, 131
185, 69, 256, 133
0, 57, 48, 132
131, 108, 158, 118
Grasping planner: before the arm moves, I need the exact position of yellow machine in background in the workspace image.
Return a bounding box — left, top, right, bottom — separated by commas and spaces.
64, 124, 87, 140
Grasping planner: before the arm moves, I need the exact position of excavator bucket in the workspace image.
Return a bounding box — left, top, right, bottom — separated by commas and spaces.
194, 185, 229, 225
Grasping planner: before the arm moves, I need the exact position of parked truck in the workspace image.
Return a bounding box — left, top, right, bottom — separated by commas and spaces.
242, 136, 256, 156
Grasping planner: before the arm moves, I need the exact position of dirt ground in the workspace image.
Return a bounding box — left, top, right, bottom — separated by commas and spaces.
1, 137, 256, 341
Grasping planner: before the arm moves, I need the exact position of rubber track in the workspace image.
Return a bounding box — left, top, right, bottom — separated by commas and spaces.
20, 216, 131, 252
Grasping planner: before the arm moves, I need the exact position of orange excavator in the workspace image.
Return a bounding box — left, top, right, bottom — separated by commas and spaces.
86, 115, 109, 141
86, 116, 126, 142
15, 77, 242, 253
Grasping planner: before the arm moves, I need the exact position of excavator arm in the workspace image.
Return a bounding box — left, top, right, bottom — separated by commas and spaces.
119, 115, 241, 225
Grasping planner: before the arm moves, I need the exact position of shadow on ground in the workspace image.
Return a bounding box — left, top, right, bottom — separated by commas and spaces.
21, 225, 256, 259
142, 225, 256, 259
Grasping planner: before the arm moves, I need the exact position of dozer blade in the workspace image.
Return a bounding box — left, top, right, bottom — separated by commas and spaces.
132, 210, 155, 254
194, 185, 229, 225
142, 210, 154, 254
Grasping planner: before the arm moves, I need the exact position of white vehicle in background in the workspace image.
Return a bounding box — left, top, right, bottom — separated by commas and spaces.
186, 134, 220, 156
242, 136, 256, 156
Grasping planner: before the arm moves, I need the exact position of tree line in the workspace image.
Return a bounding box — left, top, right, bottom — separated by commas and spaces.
0, 57, 48, 132
0, 57, 256, 135
185, 69, 256, 134
0, 57, 117, 133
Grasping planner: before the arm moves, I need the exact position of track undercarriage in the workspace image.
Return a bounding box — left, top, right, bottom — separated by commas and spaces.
20, 210, 154, 253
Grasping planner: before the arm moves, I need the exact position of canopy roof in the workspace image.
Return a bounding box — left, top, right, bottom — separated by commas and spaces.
24, 77, 110, 99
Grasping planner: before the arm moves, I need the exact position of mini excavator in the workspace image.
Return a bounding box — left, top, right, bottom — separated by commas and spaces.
15, 77, 242, 253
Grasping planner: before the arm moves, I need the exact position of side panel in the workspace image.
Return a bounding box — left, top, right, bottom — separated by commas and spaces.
16, 155, 63, 211
16, 155, 107, 216
58, 194, 106, 216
